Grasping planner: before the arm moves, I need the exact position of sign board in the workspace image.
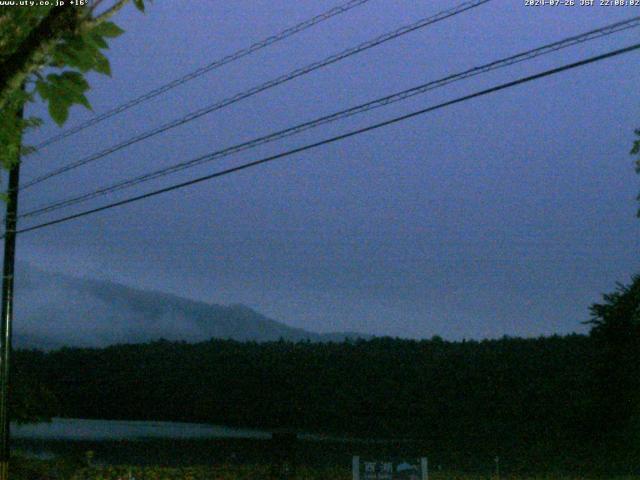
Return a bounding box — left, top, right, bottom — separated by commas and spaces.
352, 456, 428, 480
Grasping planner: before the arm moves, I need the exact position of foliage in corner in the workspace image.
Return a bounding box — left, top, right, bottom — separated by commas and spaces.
587, 274, 640, 439
631, 129, 640, 216
0, 0, 149, 421
0, 0, 150, 171
588, 274, 640, 338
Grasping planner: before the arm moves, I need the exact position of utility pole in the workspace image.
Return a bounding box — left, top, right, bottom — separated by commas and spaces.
0, 107, 23, 480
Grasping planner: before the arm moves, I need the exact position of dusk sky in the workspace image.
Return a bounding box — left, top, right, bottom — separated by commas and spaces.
13, 0, 640, 340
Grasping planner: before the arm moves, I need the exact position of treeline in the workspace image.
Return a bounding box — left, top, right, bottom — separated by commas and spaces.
12, 336, 598, 444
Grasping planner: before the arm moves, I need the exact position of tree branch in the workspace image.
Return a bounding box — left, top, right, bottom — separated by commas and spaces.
90, 0, 130, 25
89, 0, 106, 13
0, 7, 79, 111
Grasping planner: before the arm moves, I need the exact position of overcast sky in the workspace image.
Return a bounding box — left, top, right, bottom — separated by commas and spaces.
12, 0, 640, 339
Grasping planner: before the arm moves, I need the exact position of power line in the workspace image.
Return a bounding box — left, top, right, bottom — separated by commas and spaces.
21, 0, 492, 190
20, 15, 640, 219
13, 42, 640, 237
31, 0, 374, 151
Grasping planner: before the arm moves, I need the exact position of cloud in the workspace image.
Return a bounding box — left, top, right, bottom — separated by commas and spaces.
11, 262, 366, 349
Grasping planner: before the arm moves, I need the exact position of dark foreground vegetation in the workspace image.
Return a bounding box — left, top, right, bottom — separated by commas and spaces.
14, 334, 594, 438
11, 453, 640, 480
10, 275, 640, 476
8, 335, 638, 475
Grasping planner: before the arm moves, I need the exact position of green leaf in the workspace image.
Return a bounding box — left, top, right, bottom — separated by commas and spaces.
92, 21, 124, 38
48, 98, 69, 125
54, 41, 96, 72
23, 116, 43, 130
133, 0, 145, 12
76, 93, 91, 110
56, 71, 89, 91
88, 30, 109, 49
36, 72, 92, 125
93, 50, 111, 76
35, 79, 51, 100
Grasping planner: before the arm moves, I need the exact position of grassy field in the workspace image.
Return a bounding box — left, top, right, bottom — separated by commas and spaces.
10, 436, 640, 479
72, 466, 640, 480
12, 436, 620, 471
9, 456, 640, 480
64, 465, 640, 480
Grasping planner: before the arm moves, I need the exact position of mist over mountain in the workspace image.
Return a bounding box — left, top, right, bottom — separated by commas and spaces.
12, 263, 368, 349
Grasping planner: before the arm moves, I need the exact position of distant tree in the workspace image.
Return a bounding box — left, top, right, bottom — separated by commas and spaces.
586, 275, 640, 434
10, 350, 60, 423
0, 0, 150, 173
588, 275, 640, 338
10, 379, 58, 424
